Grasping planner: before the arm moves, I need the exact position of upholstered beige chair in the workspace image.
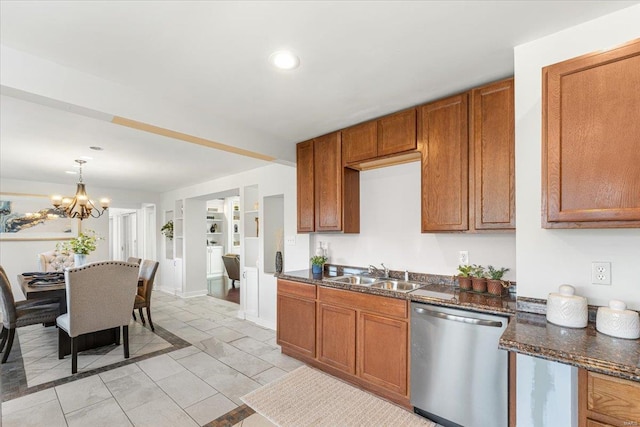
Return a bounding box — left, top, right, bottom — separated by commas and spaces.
132, 260, 159, 331
127, 257, 142, 265
56, 261, 139, 373
222, 254, 240, 288
1, 267, 60, 364
38, 250, 74, 272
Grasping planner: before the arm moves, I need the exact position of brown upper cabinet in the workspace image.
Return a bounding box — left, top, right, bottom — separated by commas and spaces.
342, 108, 417, 166
542, 39, 640, 228
420, 93, 470, 232
471, 78, 515, 230
296, 132, 360, 233
296, 140, 315, 232
420, 78, 516, 232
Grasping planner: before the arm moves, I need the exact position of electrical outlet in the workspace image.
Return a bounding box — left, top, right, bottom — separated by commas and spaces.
459, 251, 469, 265
591, 262, 611, 285
285, 235, 296, 246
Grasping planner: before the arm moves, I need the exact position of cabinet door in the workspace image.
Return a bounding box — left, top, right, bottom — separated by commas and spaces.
357, 312, 408, 396
277, 294, 316, 358
420, 93, 469, 232
378, 108, 417, 157
343, 121, 377, 164
471, 78, 515, 230
542, 40, 640, 228
317, 303, 356, 374
296, 140, 315, 232
314, 132, 343, 231
243, 267, 259, 317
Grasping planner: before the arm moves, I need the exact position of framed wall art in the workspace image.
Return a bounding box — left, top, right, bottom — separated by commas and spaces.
0, 193, 78, 241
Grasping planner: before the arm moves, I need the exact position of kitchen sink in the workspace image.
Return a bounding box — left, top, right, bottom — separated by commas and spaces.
370, 280, 425, 292
327, 275, 379, 286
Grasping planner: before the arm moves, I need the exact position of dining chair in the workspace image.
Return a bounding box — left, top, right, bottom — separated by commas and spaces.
222, 254, 240, 288
0, 267, 60, 364
56, 261, 139, 374
38, 250, 74, 272
132, 259, 159, 331
127, 257, 142, 265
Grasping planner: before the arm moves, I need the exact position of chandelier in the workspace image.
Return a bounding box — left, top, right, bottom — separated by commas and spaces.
51, 160, 110, 220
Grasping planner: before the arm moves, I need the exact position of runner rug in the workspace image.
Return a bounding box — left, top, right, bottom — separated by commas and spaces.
241, 365, 436, 427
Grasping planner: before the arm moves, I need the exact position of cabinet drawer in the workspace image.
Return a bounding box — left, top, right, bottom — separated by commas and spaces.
588, 371, 640, 423
278, 279, 316, 300
318, 286, 407, 319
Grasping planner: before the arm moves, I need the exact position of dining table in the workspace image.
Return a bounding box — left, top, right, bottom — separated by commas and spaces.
18, 272, 142, 357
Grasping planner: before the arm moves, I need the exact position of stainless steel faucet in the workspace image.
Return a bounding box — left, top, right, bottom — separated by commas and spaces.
368, 263, 389, 278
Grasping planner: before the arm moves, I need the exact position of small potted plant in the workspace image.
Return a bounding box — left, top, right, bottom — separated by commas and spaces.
57, 229, 101, 267
486, 265, 510, 296
310, 255, 327, 275
161, 220, 174, 240
456, 264, 473, 290
470, 264, 487, 293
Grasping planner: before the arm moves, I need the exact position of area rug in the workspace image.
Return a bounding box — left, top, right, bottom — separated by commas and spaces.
241, 365, 436, 427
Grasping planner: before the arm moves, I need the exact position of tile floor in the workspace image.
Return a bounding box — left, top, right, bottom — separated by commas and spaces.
2, 291, 299, 426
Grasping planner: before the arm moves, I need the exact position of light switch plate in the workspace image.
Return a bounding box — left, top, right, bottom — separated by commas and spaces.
285, 235, 296, 246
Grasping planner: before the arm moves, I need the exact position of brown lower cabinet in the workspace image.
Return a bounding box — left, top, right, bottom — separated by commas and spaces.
277, 279, 410, 407
579, 369, 640, 427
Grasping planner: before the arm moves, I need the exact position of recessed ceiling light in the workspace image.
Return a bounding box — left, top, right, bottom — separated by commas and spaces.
269, 50, 300, 70
89, 146, 104, 151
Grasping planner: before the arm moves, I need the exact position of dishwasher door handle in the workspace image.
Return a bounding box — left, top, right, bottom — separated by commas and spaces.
413, 306, 503, 328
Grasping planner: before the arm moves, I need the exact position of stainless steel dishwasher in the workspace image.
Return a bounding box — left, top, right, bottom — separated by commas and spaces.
410, 302, 508, 427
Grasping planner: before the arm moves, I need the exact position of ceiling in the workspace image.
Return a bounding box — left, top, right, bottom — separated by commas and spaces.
1, 1, 637, 195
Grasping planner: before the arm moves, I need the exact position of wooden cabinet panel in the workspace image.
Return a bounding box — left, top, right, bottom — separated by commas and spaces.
317, 303, 356, 374
317, 286, 407, 319
278, 279, 316, 300
378, 108, 417, 157
314, 132, 343, 231
343, 121, 377, 164
358, 312, 408, 395
586, 420, 613, 427
420, 93, 469, 231
296, 140, 315, 232
579, 368, 640, 427
277, 294, 316, 358
543, 39, 640, 228
471, 78, 515, 230
588, 372, 640, 423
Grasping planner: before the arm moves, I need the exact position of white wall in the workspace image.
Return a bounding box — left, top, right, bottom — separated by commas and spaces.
513, 6, 640, 427
314, 161, 517, 278
159, 163, 309, 329
0, 178, 159, 299
515, 5, 640, 310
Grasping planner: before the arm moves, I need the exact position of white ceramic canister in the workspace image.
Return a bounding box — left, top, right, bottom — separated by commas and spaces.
596, 300, 640, 339
546, 284, 588, 328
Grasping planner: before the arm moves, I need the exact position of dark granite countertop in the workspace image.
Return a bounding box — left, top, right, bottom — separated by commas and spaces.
277, 268, 516, 317
277, 267, 639, 382
499, 311, 639, 382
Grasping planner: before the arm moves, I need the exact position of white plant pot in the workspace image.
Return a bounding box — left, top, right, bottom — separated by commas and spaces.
74, 254, 87, 267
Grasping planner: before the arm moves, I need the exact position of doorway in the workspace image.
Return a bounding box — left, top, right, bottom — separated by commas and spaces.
109, 208, 138, 261
199, 189, 240, 305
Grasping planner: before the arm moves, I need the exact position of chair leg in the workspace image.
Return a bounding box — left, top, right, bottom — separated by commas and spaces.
231, 279, 236, 289
123, 325, 130, 358
1, 329, 15, 363
132, 310, 137, 321
138, 308, 146, 325
71, 337, 78, 374
58, 329, 66, 359
0, 326, 7, 352
146, 306, 154, 332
